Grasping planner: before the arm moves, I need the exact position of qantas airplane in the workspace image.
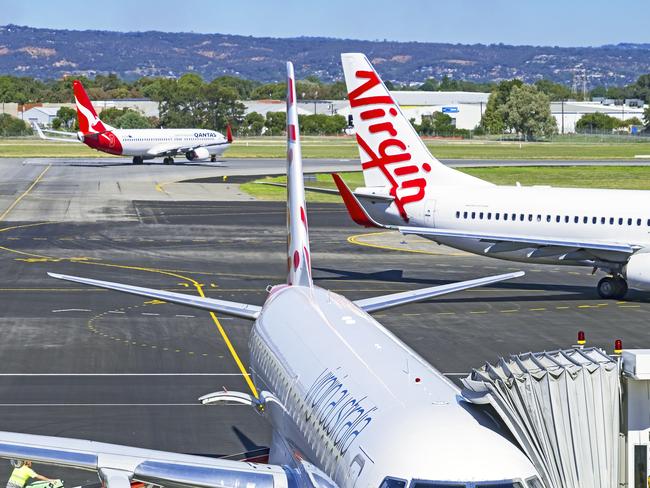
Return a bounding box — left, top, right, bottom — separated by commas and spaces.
0, 63, 542, 488
333, 53, 650, 300
34, 80, 232, 164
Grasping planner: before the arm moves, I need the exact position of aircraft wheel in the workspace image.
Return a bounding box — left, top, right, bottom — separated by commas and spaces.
163, 157, 172, 165
211, 155, 217, 162
598, 276, 628, 299
132, 156, 144, 165
613, 276, 628, 299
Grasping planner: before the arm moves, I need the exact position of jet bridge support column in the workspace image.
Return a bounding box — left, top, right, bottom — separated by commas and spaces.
621, 350, 650, 488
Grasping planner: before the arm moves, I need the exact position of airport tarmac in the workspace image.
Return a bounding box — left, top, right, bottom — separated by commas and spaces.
1, 157, 649, 483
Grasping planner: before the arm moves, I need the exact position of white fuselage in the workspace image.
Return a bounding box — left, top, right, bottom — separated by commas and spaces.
89, 128, 228, 159
249, 285, 539, 487
364, 184, 650, 268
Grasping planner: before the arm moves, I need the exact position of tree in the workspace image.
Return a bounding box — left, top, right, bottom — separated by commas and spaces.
56, 106, 76, 129
575, 112, 619, 132
203, 81, 245, 130
645, 106, 650, 128
264, 112, 286, 136
503, 85, 556, 140
0, 114, 32, 136
534, 80, 572, 101
240, 112, 265, 136
480, 79, 523, 134
98, 107, 152, 129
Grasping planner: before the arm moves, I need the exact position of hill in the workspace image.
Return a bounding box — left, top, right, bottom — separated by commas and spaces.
1, 25, 650, 86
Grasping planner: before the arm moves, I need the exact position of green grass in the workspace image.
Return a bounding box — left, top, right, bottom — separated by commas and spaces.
3, 136, 650, 159
242, 166, 650, 202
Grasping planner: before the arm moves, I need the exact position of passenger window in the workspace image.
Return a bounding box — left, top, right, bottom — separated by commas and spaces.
504, 213, 508, 221
463, 211, 468, 219
583, 216, 588, 224
628, 218, 632, 225
574, 216, 579, 223
619, 218, 623, 225
638, 219, 642, 226
511, 213, 516, 221
495, 213, 500, 220
610, 217, 615, 225
455, 211, 460, 218
471, 212, 476, 219
528, 214, 532, 222
601, 217, 605, 224
555, 215, 560, 223
564, 216, 569, 223
536, 214, 541, 222
479, 212, 484, 219
487, 212, 492, 220
592, 217, 597, 224
546, 215, 551, 222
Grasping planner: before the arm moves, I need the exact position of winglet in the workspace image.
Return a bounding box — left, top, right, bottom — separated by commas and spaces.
332, 173, 383, 228
226, 124, 233, 143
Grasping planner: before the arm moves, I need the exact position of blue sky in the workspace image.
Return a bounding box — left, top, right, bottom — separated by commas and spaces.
3, 0, 649, 46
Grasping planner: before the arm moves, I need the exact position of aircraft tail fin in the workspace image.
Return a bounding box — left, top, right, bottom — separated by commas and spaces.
286, 62, 312, 287
73, 80, 112, 133
340, 53, 489, 222
226, 124, 233, 143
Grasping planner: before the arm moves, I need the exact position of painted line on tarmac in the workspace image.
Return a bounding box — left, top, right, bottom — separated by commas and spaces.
0, 164, 51, 221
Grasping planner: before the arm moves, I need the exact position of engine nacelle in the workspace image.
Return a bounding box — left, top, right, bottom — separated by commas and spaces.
624, 252, 650, 290
185, 147, 210, 161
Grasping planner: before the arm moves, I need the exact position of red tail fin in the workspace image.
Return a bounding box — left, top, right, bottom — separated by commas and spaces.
73, 80, 106, 133
226, 124, 233, 143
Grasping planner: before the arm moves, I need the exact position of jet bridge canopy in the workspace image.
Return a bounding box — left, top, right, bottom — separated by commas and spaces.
461, 348, 620, 488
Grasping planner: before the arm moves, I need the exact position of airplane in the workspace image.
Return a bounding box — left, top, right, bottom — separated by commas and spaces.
0, 62, 543, 488
34, 80, 232, 165
332, 52, 650, 300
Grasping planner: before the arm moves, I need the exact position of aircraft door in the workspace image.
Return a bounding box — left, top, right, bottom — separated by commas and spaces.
424, 199, 436, 227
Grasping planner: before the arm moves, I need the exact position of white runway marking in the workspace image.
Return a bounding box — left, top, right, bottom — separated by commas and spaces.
175, 314, 195, 318
51, 308, 91, 313
141, 312, 160, 316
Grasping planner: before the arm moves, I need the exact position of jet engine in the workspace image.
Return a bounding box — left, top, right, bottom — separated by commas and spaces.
185, 147, 210, 161
624, 252, 650, 291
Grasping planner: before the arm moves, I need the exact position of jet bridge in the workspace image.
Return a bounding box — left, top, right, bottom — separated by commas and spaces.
461, 347, 621, 488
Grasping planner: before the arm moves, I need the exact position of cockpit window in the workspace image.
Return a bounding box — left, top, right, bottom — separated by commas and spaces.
411, 482, 464, 488
379, 477, 407, 488
525, 477, 543, 488
475, 483, 523, 488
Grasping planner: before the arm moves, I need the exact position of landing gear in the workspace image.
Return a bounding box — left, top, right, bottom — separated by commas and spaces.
163, 157, 175, 165
597, 276, 628, 299
210, 155, 217, 162
132, 156, 144, 165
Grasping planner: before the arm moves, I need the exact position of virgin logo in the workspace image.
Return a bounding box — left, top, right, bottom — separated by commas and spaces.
349, 70, 429, 222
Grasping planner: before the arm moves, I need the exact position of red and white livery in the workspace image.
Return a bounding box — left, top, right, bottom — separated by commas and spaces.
35, 80, 232, 165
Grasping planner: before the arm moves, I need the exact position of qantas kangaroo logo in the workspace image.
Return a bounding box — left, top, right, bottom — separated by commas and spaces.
349, 70, 430, 222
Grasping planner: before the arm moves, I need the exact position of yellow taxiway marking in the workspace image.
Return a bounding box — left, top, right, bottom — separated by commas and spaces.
0, 165, 51, 222
347, 231, 466, 256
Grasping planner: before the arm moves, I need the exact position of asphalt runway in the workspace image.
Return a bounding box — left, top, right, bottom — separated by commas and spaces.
1, 157, 650, 484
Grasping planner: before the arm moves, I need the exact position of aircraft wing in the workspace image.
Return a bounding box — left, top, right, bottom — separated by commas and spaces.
354, 271, 524, 313
145, 140, 230, 158
0, 430, 288, 488
48, 273, 261, 320
332, 173, 637, 261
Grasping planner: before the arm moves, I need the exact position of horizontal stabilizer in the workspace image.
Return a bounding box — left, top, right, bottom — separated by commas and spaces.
260, 180, 394, 201
48, 272, 261, 320
32, 123, 80, 143
354, 271, 524, 313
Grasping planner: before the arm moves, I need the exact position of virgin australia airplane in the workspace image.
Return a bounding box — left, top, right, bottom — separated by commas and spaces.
34, 80, 232, 165
0, 63, 541, 488
334, 53, 650, 300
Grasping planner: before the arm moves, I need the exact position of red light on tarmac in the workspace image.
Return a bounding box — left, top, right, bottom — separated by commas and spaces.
415, 377, 421, 383
614, 339, 623, 355
577, 330, 586, 345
